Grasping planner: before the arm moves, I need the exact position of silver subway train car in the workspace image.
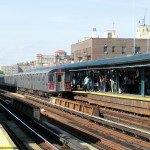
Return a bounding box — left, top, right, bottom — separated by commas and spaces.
0, 68, 71, 97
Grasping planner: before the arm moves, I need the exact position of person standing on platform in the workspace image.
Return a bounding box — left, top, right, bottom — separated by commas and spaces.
124, 74, 128, 93
99, 76, 102, 91
72, 76, 76, 90
101, 75, 106, 92
110, 74, 116, 93
84, 75, 90, 92
119, 73, 123, 94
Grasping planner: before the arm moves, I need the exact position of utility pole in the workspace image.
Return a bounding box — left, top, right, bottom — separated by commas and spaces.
133, 0, 136, 55
147, 28, 149, 53
113, 22, 115, 31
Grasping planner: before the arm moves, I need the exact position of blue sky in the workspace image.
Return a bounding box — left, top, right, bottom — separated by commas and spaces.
0, 0, 150, 66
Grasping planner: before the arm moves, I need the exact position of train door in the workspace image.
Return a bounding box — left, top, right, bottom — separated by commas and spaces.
22, 75, 24, 88
31, 74, 33, 90
38, 74, 41, 91
40, 74, 42, 91
33, 74, 35, 90
42, 73, 46, 91
56, 72, 65, 91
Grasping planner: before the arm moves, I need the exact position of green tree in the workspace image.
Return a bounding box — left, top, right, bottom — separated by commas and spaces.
0, 70, 4, 74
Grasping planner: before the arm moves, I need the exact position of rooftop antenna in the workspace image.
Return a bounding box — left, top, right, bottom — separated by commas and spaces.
143, 8, 150, 53
132, 0, 136, 55
144, 8, 147, 25
113, 22, 115, 31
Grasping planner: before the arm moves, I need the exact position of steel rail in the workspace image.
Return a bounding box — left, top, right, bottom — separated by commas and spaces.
0, 97, 84, 150
0, 101, 58, 150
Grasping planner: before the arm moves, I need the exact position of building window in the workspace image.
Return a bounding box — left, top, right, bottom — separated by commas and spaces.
87, 56, 91, 60
112, 46, 115, 53
83, 51, 87, 56
104, 45, 108, 54
147, 28, 149, 32
122, 46, 126, 54
79, 58, 82, 62
135, 47, 141, 54
108, 33, 112, 38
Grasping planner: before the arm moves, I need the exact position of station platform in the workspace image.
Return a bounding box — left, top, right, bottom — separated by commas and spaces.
0, 124, 18, 150
73, 91, 150, 116
73, 90, 150, 102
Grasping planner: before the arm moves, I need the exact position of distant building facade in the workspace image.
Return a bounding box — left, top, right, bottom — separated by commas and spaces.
104, 30, 117, 38
71, 38, 148, 63
92, 28, 98, 38
36, 54, 55, 67
1, 65, 20, 75
1, 50, 71, 74
55, 50, 70, 65
36, 50, 70, 66
136, 25, 150, 38
1, 61, 36, 75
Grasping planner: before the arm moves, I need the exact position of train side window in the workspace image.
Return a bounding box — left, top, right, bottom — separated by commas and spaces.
65, 72, 70, 82
58, 75, 61, 82
40, 74, 42, 81
42, 75, 45, 81
38, 74, 40, 81
49, 74, 54, 82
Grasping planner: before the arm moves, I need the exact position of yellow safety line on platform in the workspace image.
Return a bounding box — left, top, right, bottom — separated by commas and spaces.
73, 91, 150, 102
0, 128, 14, 150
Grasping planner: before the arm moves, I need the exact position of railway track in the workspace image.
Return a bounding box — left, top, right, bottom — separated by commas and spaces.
1, 90, 150, 150
0, 95, 91, 150
24, 94, 150, 139
0, 103, 57, 150
26, 98, 150, 150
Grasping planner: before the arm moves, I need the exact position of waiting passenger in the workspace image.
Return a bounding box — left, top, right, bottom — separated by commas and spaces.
119, 73, 124, 94
124, 75, 128, 93
72, 76, 76, 90
98, 76, 102, 91
133, 75, 139, 94
84, 75, 90, 92
105, 75, 110, 92
101, 75, 106, 92
94, 76, 99, 91
110, 74, 116, 93
127, 77, 132, 93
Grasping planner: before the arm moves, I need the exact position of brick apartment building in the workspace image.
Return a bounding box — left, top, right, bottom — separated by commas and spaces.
71, 38, 149, 63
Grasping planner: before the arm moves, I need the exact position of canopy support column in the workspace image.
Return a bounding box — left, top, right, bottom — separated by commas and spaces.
91, 71, 94, 92
141, 68, 145, 97
116, 70, 119, 94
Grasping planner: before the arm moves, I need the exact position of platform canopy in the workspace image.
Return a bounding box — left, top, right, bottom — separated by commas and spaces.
29, 53, 150, 72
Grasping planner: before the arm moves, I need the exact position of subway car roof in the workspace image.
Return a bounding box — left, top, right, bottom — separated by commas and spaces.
29, 53, 150, 72
3, 69, 54, 76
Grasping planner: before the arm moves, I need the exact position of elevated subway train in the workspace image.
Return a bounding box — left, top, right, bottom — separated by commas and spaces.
0, 68, 71, 97
1, 53, 150, 97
